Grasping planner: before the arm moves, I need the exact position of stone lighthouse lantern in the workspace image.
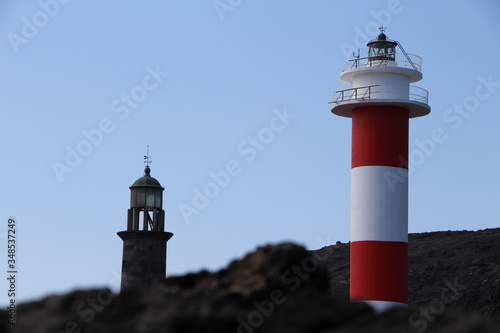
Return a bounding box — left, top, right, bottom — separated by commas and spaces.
128, 166, 164, 232
117, 152, 173, 291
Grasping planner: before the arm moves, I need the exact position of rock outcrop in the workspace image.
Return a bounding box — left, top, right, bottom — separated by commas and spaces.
6, 229, 500, 332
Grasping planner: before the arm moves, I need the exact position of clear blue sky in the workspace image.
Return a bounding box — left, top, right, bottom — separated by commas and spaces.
1, 0, 499, 304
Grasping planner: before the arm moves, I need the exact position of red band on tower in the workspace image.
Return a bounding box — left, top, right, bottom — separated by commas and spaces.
352, 106, 409, 169
350, 241, 408, 303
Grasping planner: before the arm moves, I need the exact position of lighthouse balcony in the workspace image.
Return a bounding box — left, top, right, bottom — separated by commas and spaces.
346, 52, 422, 72
333, 84, 428, 104
330, 84, 430, 118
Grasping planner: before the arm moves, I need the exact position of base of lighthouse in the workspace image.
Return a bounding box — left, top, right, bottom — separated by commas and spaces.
350, 240, 408, 306
350, 105, 409, 310
362, 300, 408, 312
118, 230, 173, 291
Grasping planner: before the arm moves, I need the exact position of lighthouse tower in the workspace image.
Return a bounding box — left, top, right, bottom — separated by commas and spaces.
117, 155, 173, 291
331, 30, 430, 311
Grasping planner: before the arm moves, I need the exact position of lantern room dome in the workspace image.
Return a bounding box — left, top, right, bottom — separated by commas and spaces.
131, 167, 162, 188
377, 32, 387, 40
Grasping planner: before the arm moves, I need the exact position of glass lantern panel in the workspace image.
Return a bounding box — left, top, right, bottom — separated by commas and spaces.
146, 192, 155, 207
155, 194, 162, 208
138, 190, 146, 207
130, 189, 138, 207
131, 187, 162, 208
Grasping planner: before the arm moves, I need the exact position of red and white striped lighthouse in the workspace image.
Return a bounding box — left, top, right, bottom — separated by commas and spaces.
331, 30, 430, 312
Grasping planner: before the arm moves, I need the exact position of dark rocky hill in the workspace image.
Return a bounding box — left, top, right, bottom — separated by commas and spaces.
4, 229, 500, 333
314, 228, 500, 315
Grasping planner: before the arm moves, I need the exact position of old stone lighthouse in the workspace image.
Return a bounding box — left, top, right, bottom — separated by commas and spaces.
117, 160, 173, 290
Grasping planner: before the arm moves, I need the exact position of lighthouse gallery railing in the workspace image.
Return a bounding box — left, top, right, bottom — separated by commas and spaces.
347, 53, 423, 72
333, 85, 428, 105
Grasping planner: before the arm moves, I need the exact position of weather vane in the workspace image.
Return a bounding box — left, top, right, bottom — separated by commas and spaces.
379, 24, 385, 34
144, 145, 152, 167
